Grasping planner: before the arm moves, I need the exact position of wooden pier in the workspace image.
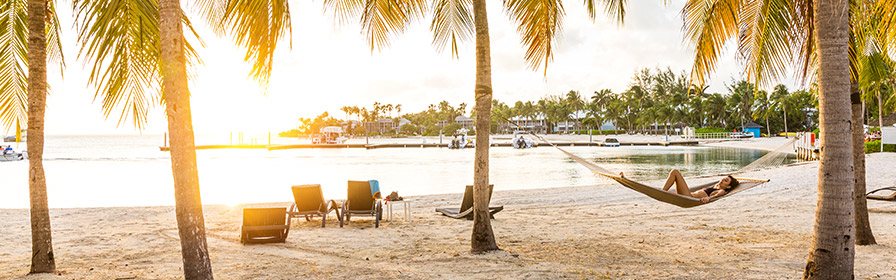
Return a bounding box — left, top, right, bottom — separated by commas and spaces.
158, 140, 700, 151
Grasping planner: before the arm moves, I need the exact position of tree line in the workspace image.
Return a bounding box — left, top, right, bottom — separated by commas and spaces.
285, 67, 824, 137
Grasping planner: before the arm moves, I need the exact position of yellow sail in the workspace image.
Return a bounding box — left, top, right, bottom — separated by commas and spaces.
15, 122, 22, 142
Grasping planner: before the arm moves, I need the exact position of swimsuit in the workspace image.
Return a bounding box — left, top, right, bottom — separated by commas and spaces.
703, 187, 720, 197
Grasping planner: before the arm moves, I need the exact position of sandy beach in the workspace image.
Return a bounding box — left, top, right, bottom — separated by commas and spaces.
2, 137, 895, 279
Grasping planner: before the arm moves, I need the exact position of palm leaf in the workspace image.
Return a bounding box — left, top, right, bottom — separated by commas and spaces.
217, 0, 293, 87
0, 0, 28, 131
737, 0, 792, 88
73, 0, 201, 129
324, 0, 427, 52
0, 0, 65, 132
583, 0, 627, 23
681, 0, 741, 87
504, 0, 566, 75
791, 0, 815, 84
430, 0, 473, 58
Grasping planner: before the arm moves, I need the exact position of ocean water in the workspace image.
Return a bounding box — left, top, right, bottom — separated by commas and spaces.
0, 135, 793, 208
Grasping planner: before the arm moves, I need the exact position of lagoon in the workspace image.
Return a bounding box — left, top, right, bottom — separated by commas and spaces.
0, 135, 796, 208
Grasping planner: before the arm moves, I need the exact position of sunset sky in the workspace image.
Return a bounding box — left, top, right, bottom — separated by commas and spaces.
34, 0, 799, 136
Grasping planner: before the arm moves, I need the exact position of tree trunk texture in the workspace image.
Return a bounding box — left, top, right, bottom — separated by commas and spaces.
26, 0, 55, 274
159, 0, 214, 278
804, 1, 855, 279
852, 84, 875, 245
470, 0, 498, 254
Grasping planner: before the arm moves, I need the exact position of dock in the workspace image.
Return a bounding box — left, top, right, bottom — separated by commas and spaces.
158, 140, 700, 151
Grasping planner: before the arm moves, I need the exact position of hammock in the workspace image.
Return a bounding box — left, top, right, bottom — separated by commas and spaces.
531, 133, 776, 208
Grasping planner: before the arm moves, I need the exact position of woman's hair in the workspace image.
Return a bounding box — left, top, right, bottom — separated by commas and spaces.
726, 175, 740, 188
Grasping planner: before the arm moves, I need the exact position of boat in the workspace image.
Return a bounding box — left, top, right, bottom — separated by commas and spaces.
448, 133, 474, 149
604, 138, 620, 147
1, 147, 27, 162
511, 132, 534, 149
311, 126, 348, 144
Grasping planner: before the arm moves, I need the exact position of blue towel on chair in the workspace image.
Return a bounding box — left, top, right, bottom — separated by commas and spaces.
369, 180, 382, 199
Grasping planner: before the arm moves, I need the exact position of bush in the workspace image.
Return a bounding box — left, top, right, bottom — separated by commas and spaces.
812, 128, 820, 135
695, 127, 728, 133
865, 140, 896, 153
400, 124, 417, 134
570, 129, 625, 135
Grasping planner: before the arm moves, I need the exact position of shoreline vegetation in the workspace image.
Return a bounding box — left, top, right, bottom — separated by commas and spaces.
282, 68, 840, 139
2, 138, 895, 279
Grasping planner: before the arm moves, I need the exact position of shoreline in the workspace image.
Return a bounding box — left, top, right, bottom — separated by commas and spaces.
2, 137, 894, 279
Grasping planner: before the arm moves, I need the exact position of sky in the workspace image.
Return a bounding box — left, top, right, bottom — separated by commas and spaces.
30, 0, 800, 136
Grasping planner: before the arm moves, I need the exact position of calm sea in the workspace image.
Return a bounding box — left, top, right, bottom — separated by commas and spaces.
0, 135, 792, 208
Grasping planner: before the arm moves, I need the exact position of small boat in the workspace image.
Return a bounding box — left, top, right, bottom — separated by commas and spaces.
310, 126, 348, 144
511, 133, 534, 149
448, 133, 474, 149
603, 138, 620, 147
1, 147, 27, 162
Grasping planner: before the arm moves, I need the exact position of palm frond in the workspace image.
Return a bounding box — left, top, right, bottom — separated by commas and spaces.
191, 0, 227, 35
325, 0, 427, 52
47, 0, 65, 74
0, 0, 28, 131
219, 0, 292, 87
737, 0, 792, 88
582, 0, 626, 23
791, 0, 815, 84
504, 0, 565, 75
681, 0, 741, 87
430, 0, 473, 58
880, 0, 896, 56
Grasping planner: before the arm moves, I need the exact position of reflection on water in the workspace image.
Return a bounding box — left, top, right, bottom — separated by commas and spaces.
0, 135, 796, 208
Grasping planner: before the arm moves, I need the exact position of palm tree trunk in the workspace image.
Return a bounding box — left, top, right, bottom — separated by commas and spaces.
783, 106, 789, 138
852, 84, 875, 245
765, 117, 770, 137
804, 1, 855, 278
27, 0, 55, 273
159, 0, 214, 278
470, 0, 498, 254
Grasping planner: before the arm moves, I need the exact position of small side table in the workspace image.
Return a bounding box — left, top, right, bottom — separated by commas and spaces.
385, 200, 411, 223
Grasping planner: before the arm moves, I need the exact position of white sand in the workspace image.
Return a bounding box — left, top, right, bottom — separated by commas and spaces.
2, 138, 895, 279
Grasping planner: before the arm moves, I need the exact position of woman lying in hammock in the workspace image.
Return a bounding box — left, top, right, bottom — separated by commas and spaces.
620, 169, 739, 203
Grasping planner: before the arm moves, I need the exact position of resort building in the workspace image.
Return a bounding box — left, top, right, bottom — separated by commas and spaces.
455, 116, 475, 131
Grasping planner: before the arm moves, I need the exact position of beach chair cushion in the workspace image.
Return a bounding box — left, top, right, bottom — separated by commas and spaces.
241, 207, 290, 244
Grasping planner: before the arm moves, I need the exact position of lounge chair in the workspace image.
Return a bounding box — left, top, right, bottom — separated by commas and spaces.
436, 184, 503, 220
341, 180, 383, 228
240, 207, 290, 244
866, 187, 896, 201
287, 184, 342, 228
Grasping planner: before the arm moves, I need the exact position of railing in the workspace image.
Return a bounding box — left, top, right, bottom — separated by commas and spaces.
795, 132, 818, 160
695, 132, 734, 139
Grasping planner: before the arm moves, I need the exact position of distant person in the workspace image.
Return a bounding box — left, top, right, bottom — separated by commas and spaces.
620, 169, 739, 203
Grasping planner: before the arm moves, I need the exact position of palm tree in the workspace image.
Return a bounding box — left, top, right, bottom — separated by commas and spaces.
324, 0, 627, 253
1, 0, 65, 273
683, 0, 893, 252
751, 89, 773, 136
771, 85, 790, 137
73, 0, 293, 277
25, 0, 55, 273
686, 0, 859, 276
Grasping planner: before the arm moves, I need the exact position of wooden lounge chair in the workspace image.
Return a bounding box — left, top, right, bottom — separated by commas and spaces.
866, 187, 896, 201
341, 180, 383, 228
240, 207, 290, 244
436, 185, 503, 220
288, 184, 341, 228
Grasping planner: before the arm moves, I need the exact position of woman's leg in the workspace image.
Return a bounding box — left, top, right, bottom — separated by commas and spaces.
662, 169, 691, 196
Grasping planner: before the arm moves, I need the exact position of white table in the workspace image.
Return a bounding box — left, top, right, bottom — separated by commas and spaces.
385, 200, 411, 223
